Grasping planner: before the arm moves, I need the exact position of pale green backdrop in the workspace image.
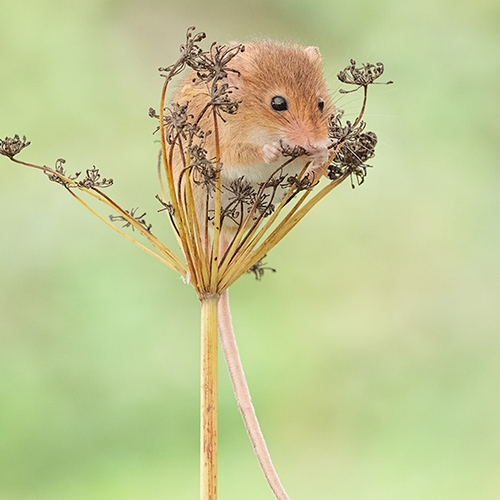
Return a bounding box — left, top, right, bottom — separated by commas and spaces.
1, 0, 499, 499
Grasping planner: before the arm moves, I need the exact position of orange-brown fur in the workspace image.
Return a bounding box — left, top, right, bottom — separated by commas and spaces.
171, 41, 333, 235
172, 41, 333, 172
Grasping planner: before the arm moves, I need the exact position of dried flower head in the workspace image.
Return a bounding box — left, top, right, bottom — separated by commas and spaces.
220, 177, 255, 223
280, 142, 308, 160
246, 257, 276, 280
155, 194, 175, 215
208, 81, 240, 119
110, 207, 152, 232
327, 110, 378, 187
338, 59, 392, 93
0, 134, 31, 158
189, 41, 244, 83
162, 102, 204, 145
188, 144, 221, 194
328, 131, 377, 186
77, 166, 114, 189
45, 158, 81, 188
158, 26, 207, 79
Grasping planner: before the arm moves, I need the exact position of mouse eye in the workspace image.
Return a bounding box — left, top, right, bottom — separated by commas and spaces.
270, 96, 288, 112
318, 97, 325, 112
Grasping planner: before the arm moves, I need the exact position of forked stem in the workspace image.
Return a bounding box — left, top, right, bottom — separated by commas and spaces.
200, 295, 219, 500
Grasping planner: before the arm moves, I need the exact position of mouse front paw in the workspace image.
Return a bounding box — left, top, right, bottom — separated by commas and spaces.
262, 142, 282, 164
309, 145, 330, 168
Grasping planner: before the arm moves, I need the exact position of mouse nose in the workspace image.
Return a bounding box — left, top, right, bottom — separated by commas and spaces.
286, 117, 332, 154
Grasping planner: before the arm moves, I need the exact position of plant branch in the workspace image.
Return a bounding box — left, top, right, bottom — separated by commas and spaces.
200, 294, 219, 500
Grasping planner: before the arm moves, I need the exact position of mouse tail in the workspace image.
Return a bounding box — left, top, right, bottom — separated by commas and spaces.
218, 289, 291, 500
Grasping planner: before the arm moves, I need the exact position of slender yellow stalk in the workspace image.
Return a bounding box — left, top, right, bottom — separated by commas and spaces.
218, 163, 311, 283
66, 190, 184, 273
89, 186, 185, 270
209, 110, 223, 295
219, 173, 349, 290
184, 172, 210, 287
159, 79, 178, 214
200, 295, 219, 500
9, 157, 187, 275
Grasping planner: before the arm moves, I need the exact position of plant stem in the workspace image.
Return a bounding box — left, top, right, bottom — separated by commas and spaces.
200, 295, 219, 500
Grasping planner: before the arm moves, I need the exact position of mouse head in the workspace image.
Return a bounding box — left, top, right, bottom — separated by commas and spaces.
227, 41, 334, 153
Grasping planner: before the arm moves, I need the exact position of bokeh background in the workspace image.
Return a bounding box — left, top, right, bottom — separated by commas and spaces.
1, 0, 499, 499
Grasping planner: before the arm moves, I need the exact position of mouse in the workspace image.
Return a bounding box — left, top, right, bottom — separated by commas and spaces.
169, 41, 335, 500
170, 40, 334, 237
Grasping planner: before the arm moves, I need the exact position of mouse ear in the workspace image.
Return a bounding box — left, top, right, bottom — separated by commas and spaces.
305, 46, 322, 62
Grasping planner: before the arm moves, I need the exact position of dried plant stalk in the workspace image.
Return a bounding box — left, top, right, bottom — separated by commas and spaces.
200, 295, 219, 500
1, 26, 390, 500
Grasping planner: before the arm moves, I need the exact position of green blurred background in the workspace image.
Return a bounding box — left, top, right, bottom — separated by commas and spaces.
1, 0, 499, 498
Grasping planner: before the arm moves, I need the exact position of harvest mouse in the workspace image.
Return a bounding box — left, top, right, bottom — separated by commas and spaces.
169, 41, 336, 500
171, 40, 334, 235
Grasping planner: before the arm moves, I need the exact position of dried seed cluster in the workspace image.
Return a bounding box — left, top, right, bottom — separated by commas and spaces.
1, 26, 389, 286
109, 207, 152, 232
328, 112, 378, 187
246, 257, 276, 281
0, 134, 31, 158
337, 59, 392, 93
